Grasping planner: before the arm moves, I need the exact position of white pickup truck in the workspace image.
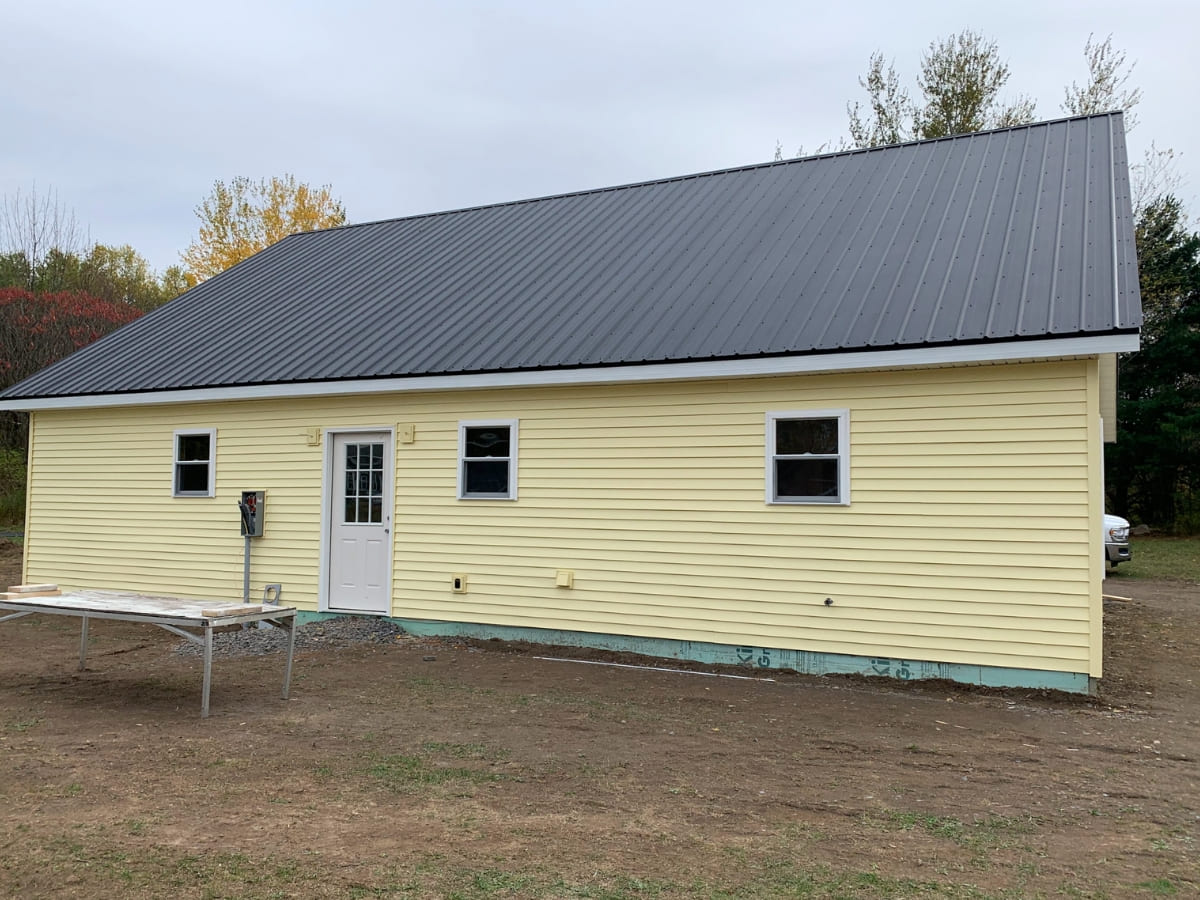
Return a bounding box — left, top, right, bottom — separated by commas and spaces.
1104, 513, 1132, 567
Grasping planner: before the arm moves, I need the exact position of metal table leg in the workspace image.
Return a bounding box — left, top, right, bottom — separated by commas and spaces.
281, 617, 296, 700
78, 616, 89, 670
201, 625, 213, 718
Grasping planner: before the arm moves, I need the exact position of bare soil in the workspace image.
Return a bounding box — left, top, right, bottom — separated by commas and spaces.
1, 540, 1196, 898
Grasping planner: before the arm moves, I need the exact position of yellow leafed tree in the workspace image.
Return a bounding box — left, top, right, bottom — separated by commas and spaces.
181, 174, 347, 285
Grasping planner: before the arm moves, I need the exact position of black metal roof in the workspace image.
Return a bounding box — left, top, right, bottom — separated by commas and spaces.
2, 112, 1141, 401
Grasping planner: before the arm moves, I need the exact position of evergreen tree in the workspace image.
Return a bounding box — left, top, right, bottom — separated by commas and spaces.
1106, 196, 1200, 529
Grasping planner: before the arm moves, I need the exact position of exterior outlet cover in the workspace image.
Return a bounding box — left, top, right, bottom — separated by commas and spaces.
452, 574, 468, 593
305, 427, 321, 446
555, 569, 574, 588
399, 424, 415, 444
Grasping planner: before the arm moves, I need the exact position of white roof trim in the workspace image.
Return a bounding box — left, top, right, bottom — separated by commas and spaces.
1, 334, 1140, 411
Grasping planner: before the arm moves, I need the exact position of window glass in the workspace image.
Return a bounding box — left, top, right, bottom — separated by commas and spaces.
178, 434, 211, 461
176, 464, 210, 494
465, 459, 509, 495
465, 427, 510, 458
776, 458, 839, 499
776, 418, 838, 455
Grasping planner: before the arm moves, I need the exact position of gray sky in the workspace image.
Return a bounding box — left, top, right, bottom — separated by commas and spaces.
2, 0, 1196, 274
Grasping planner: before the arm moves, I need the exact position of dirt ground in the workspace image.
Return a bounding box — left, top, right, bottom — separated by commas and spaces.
0, 540, 1196, 898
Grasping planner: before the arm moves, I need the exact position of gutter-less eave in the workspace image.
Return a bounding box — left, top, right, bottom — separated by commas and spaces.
0, 332, 1140, 412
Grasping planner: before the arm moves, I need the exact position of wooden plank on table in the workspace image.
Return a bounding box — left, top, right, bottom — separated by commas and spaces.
202, 605, 267, 617
1, 589, 63, 599
8, 584, 59, 593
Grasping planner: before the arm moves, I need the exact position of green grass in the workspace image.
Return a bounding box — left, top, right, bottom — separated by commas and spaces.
0, 499, 22, 530
0, 448, 25, 530
1135, 878, 1178, 896
1109, 535, 1200, 584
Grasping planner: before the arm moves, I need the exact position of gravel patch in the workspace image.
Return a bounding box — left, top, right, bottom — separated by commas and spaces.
174, 616, 410, 657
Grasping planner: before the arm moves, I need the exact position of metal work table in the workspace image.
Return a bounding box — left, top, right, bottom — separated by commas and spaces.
0, 590, 297, 718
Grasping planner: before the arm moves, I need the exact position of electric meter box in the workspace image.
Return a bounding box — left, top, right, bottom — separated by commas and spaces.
239, 490, 265, 537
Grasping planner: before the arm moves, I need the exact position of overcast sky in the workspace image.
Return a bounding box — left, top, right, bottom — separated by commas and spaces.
2, 0, 1196, 274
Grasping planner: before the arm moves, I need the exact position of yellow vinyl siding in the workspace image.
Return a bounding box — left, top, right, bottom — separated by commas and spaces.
24, 358, 1101, 676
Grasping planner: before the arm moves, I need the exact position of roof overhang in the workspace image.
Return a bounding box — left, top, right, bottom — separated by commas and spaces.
0, 333, 1140, 412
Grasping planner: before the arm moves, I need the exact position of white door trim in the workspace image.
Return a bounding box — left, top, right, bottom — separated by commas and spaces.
318, 425, 396, 614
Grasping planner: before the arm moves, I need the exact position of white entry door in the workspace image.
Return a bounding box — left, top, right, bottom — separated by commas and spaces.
326, 431, 393, 613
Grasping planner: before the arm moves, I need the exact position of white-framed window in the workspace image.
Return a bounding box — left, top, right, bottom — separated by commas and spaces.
765, 410, 849, 505
173, 428, 216, 497
457, 420, 518, 500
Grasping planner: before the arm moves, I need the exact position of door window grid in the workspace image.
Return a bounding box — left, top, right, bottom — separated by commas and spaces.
344, 442, 384, 524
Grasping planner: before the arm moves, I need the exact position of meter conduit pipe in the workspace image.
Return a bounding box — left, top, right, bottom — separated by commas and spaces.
237, 491, 265, 604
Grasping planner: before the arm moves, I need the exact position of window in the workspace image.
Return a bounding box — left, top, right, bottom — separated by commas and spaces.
458, 420, 518, 500
174, 429, 215, 497
766, 410, 849, 505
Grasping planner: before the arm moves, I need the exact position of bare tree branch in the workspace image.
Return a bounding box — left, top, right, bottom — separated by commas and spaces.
0, 185, 88, 290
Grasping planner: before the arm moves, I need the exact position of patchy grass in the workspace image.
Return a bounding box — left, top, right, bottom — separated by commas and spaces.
1111, 536, 1200, 584
420, 740, 510, 762
862, 809, 1041, 861
362, 751, 504, 792
0, 837, 1038, 899
7, 838, 318, 898
3, 715, 41, 733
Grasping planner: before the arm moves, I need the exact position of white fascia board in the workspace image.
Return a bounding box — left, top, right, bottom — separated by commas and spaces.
0, 333, 1141, 411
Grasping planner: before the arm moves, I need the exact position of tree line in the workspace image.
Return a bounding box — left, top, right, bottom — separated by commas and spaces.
1, 175, 346, 307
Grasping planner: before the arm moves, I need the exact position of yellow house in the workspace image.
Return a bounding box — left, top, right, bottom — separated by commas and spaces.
0, 113, 1141, 693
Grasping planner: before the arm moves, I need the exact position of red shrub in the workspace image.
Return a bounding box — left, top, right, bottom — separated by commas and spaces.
0, 287, 142, 387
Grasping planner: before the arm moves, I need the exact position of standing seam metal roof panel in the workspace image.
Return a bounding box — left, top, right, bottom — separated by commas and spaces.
1, 112, 1142, 401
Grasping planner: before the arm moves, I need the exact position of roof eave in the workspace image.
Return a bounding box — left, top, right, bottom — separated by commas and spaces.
0, 332, 1140, 412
